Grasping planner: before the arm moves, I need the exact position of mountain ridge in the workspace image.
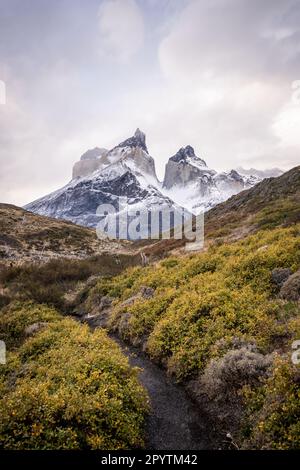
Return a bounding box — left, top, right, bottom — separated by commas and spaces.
25, 129, 283, 233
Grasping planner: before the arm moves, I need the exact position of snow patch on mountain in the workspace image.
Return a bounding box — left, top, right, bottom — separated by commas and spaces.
235, 166, 284, 179
161, 147, 260, 213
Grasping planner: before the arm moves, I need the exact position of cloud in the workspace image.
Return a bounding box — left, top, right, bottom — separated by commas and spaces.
98, 0, 145, 62
154, 0, 300, 172
0, 80, 5, 105
159, 0, 300, 82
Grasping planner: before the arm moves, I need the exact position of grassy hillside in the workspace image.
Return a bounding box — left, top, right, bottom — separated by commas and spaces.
0, 301, 148, 449
0, 203, 131, 264
0, 252, 144, 313
84, 168, 300, 449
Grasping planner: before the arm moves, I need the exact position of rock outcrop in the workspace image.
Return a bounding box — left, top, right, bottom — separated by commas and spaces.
72, 147, 109, 179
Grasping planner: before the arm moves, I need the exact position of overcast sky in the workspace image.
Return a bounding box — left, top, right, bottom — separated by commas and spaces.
0, 0, 299, 206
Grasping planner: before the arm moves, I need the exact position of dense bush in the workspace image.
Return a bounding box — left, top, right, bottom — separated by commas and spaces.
0, 302, 149, 449
189, 346, 272, 436
243, 357, 300, 449
0, 302, 59, 348
199, 346, 272, 401
280, 270, 300, 301
89, 226, 300, 378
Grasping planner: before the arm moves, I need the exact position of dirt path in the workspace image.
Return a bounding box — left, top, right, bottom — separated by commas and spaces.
85, 309, 216, 449
111, 335, 216, 450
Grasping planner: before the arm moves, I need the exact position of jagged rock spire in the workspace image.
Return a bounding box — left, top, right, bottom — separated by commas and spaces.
116, 128, 148, 153
163, 145, 209, 189
134, 128, 146, 146
170, 146, 207, 166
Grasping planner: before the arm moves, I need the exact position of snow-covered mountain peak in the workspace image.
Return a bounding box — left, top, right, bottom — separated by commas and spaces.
170, 146, 207, 168
114, 128, 148, 153
72, 129, 154, 180
163, 146, 214, 190
134, 128, 146, 146
235, 166, 283, 179
73, 147, 110, 179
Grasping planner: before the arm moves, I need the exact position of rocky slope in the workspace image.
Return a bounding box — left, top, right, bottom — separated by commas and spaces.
204, 164, 300, 238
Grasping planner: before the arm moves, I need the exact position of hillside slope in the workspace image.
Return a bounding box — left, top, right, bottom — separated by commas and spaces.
143, 165, 300, 257
205, 164, 300, 237
0, 203, 131, 264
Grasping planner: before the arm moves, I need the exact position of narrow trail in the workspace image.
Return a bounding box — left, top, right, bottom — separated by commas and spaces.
111, 335, 216, 450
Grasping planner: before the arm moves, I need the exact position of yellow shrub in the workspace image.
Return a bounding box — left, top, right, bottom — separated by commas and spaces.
0, 303, 149, 449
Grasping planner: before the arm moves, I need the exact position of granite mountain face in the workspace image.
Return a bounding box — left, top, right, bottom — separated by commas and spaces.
162, 145, 259, 213
25, 129, 268, 233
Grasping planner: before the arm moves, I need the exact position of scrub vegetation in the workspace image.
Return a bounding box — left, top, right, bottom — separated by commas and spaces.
87, 223, 300, 448
0, 302, 149, 449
